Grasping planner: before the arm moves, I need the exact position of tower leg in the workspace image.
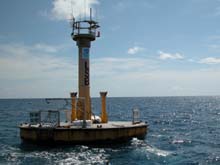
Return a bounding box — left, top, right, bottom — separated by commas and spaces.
70, 92, 77, 121
100, 92, 108, 123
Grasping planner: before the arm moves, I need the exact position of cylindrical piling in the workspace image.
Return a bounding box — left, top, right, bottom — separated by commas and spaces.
100, 91, 108, 123
70, 92, 77, 121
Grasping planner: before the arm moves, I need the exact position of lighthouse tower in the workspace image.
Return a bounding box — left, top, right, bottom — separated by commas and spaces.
71, 9, 100, 121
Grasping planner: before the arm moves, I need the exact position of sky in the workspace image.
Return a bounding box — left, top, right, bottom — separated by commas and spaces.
0, 0, 220, 98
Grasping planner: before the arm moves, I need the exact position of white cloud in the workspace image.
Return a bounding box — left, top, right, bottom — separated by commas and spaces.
33, 43, 67, 53
0, 43, 74, 79
91, 57, 220, 96
0, 43, 76, 98
1, 42, 220, 98
0, 44, 159, 98
0, 43, 68, 55
51, 0, 99, 20
91, 61, 220, 96
91, 57, 158, 76
199, 57, 220, 64
127, 46, 144, 55
158, 51, 184, 60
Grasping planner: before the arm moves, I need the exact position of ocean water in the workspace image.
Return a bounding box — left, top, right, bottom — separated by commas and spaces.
0, 96, 220, 164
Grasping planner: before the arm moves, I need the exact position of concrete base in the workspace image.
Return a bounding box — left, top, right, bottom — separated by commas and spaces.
19, 121, 148, 144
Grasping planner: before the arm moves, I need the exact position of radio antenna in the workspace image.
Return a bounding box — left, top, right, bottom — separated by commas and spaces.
84, 0, 86, 19
90, 8, 92, 21
70, 0, 74, 19
67, 1, 75, 29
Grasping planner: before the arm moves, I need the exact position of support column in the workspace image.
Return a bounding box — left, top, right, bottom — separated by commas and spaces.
100, 91, 108, 123
70, 92, 77, 121
76, 97, 84, 120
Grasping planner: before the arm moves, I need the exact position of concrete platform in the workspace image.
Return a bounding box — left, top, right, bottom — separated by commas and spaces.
19, 121, 148, 144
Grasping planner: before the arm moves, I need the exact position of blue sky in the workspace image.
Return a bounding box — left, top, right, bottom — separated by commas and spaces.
0, 0, 220, 98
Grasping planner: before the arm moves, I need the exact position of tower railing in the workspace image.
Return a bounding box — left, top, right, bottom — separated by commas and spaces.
71, 19, 100, 41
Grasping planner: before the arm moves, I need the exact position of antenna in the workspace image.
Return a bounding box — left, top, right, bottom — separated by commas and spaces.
84, 0, 86, 19
95, 7, 100, 37
68, 1, 75, 29
95, 6, 98, 22
71, 1, 74, 19
90, 8, 92, 21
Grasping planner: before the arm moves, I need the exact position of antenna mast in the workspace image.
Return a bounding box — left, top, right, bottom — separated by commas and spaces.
90, 8, 92, 21
84, 0, 86, 19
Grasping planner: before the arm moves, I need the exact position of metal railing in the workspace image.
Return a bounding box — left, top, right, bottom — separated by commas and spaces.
30, 110, 60, 127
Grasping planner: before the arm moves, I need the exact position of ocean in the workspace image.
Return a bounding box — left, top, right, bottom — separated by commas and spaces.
0, 96, 220, 164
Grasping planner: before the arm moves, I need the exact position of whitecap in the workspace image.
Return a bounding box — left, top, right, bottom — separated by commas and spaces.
131, 138, 173, 157
172, 139, 184, 144
145, 145, 173, 157
54, 147, 109, 165
151, 134, 163, 138
131, 137, 142, 144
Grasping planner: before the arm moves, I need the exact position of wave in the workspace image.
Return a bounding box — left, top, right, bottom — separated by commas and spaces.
131, 138, 173, 157
145, 145, 172, 157
0, 144, 110, 165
